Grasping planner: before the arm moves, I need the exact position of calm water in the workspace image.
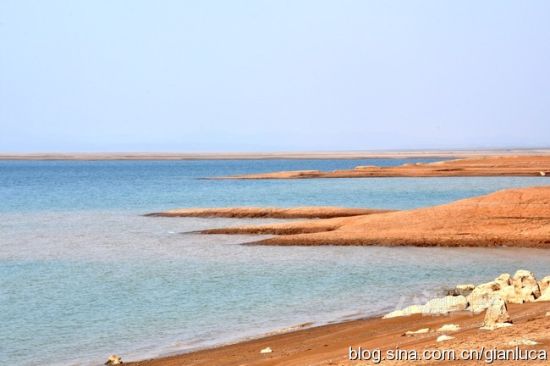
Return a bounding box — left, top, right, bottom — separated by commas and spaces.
1, 159, 550, 365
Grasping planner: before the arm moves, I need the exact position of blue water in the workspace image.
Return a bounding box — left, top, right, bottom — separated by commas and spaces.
1, 159, 550, 365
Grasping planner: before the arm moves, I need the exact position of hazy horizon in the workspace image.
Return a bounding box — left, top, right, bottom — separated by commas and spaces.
2, 1, 550, 153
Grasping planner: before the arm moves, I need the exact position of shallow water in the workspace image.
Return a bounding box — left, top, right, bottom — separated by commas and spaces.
1, 159, 549, 365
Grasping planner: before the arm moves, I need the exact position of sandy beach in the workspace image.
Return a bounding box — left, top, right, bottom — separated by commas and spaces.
128, 293, 550, 366
221, 156, 550, 179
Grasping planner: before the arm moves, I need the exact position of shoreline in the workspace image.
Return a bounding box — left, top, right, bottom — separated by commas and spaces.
219, 155, 550, 179
2, 149, 550, 160
127, 301, 550, 366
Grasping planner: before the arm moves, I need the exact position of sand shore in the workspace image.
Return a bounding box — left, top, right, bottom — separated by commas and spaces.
199, 186, 550, 248
127, 301, 550, 366
146, 206, 392, 219
220, 156, 550, 179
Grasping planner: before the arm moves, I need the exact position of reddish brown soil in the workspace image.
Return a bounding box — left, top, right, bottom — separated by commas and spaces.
202, 186, 550, 248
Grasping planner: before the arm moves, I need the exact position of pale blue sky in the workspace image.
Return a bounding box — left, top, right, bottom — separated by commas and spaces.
1, 1, 549, 152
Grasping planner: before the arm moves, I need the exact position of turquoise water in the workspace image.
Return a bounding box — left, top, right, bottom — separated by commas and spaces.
1, 159, 550, 365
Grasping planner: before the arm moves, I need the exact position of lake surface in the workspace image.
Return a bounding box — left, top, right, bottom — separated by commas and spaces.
1, 159, 550, 365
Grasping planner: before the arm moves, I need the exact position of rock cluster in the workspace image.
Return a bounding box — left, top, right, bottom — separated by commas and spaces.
384, 270, 549, 322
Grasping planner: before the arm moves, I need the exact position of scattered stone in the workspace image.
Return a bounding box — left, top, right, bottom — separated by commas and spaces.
404, 328, 430, 336
436, 335, 455, 342
437, 324, 460, 332
105, 355, 123, 365
507, 339, 539, 346
260, 347, 272, 354
482, 296, 512, 330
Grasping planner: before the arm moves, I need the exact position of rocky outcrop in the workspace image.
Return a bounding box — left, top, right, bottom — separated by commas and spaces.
384, 270, 548, 320
468, 270, 544, 312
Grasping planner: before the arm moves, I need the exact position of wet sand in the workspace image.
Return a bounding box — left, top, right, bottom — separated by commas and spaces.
201, 186, 550, 248
220, 156, 550, 179
127, 302, 550, 366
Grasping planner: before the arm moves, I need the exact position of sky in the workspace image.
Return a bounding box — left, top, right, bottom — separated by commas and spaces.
1, 1, 549, 152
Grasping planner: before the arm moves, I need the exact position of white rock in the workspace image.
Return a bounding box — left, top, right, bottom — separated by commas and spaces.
512, 269, 540, 300
498, 285, 524, 304
260, 347, 272, 354
537, 286, 550, 301
540, 171, 546, 176
436, 335, 455, 342
104, 355, 123, 365
482, 296, 511, 329
494, 273, 512, 287
538, 276, 550, 293
437, 324, 460, 332
383, 304, 426, 319
423, 295, 468, 315
404, 328, 430, 336
467, 281, 502, 313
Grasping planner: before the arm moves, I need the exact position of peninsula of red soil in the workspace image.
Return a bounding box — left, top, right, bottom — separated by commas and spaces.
146, 206, 392, 219
219, 155, 550, 179
128, 301, 550, 366
201, 186, 550, 248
